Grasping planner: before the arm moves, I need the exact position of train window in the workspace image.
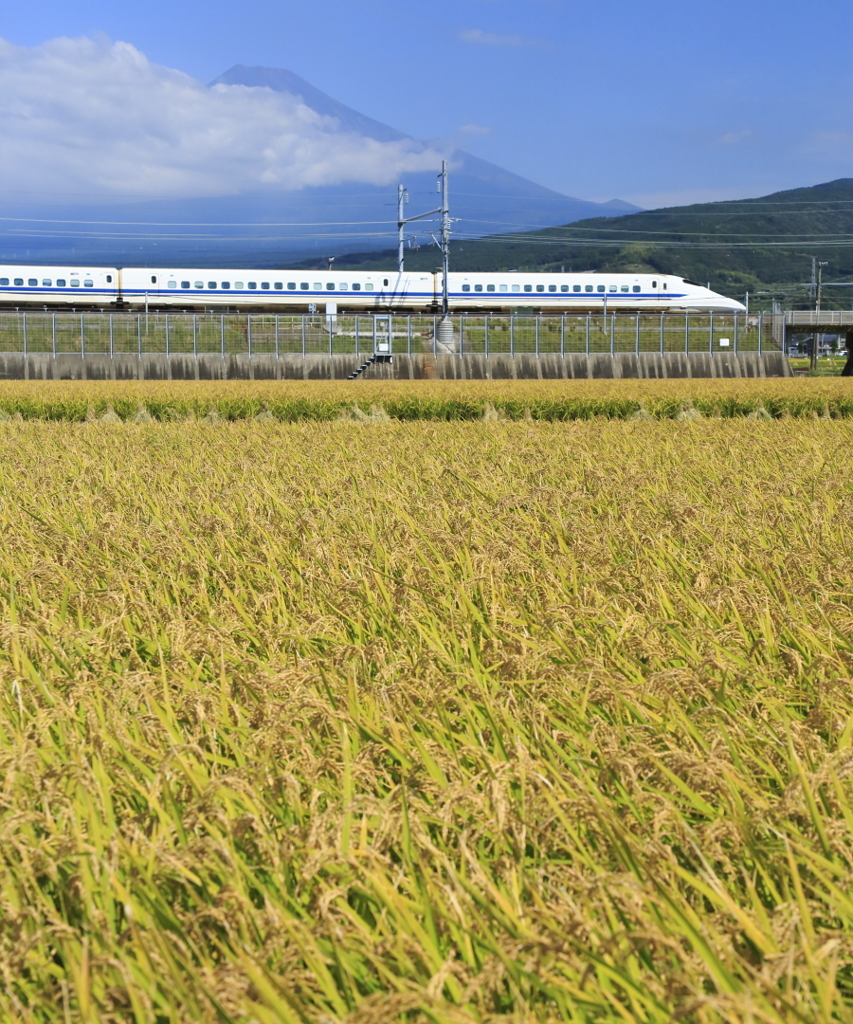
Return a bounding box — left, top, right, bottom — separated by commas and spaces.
561, 285, 569, 292
609, 285, 617, 292
339, 283, 348, 291
208, 282, 216, 289
548, 285, 557, 292
621, 285, 629, 293
0, 278, 8, 286
574, 285, 581, 292
167, 281, 177, 289
383, 279, 389, 286
652, 281, 657, 288
524, 285, 532, 292
352, 283, 361, 291
106, 275, 112, 283
313, 282, 321, 290
261, 282, 270, 290
194, 282, 203, 289
84, 280, 94, 287
585, 285, 593, 292
365, 283, 374, 291
234, 282, 244, 290
28, 278, 38, 286
633, 285, 641, 293
536, 285, 545, 292
511, 284, 520, 292
151, 276, 157, 284
300, 283, 309, 290
487, 285, 495, 292
474, 284, 482, 292
462, 285, 471, 292
181, 282, 191, 289
275, 283, 284, 290
663, 283, 667, 290
248, 282, 257, 290
499, 285, 507, 292
43, 279, 52, 287
13, 278, 23, 286
596, 285, 605, 292
326, 283, 335, 291
56, 279, 66, 287
222, 282, 231, 289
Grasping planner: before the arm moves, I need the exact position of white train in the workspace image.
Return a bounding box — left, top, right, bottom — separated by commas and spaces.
0, 265, 745, 313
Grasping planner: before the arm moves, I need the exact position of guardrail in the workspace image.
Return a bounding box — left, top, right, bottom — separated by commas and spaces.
0, 311, 779, 358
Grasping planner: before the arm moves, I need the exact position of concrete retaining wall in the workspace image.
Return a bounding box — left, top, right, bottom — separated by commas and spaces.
0, 351, 791, 381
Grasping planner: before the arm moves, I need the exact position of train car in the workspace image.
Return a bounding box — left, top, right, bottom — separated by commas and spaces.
0, 264, 745, 314
0, 266, 118, 307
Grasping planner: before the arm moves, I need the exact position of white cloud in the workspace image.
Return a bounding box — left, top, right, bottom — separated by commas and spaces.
459, 29, 544, 48
0, 36, 444, 200
718, 130, 753, 146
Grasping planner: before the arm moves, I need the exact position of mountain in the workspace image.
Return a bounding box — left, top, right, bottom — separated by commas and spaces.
0, 66, 640, 267
318, 178, 853, 310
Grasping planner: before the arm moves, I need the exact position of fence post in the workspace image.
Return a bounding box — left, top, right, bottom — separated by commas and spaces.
193, 313, 198, 357
460, 315, 464, 357
52, 313, 56, 358
610, 314, 614, 356
660, 313, 664, 355
758, 313, 762, 355
165, 313, 170, 358
81, 313, 85, 359
586, 314, 590, 355
684, 314, 689, 355
734, 313, 738, 354
22, 312, 27, 358
407, 316, 412, 357
248, 314, 253, 359
301, 316, 306, 358
109, 313, 114, 359
138, 314, 142, 358
275, 315, 279, 359
561, 314, 565, 357
709, 313, 714, 355
221, 315, 225, 358
636, 314, 640, 355
536, 315, 540, 358
510, 314, 515, 357
328, 313, 332, 358
355, 315, 359, 358
485, 314, 489, 358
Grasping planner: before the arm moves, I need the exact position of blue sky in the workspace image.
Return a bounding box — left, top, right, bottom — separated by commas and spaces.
2, 0, 852, 208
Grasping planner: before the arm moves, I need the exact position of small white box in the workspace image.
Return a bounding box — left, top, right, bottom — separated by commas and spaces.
719, 338, 730, 347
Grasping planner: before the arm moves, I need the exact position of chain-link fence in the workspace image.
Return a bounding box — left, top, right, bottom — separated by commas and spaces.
0, 311, 779, 357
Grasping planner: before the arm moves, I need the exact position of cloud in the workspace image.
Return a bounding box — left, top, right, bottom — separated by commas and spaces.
459, 124, 492, 136
459, 28, 544, 48
718, 130, 753, 146
0, 36, 444, 200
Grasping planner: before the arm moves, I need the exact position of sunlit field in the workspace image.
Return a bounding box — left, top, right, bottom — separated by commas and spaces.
1, 398, 852, 1022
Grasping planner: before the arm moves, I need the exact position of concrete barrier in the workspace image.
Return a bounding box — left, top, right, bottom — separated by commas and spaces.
0, 350, 791, 381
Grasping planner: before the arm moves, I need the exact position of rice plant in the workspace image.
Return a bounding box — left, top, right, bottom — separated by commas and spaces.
0, 415, 852, 1022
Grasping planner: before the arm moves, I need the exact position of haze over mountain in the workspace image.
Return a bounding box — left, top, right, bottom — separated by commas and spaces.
0, 58, 640, 266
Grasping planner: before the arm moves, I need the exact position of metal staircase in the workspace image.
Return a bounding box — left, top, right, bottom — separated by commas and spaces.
347, 353, 392, 380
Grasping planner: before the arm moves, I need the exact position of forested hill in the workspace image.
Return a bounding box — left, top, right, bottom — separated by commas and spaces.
315, 179, 853, 309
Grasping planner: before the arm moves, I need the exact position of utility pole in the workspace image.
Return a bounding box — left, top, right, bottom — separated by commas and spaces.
812, 260, 828, 372
397, 185, 408, 272
439, 160, 450, 318
395, 163, 447, 275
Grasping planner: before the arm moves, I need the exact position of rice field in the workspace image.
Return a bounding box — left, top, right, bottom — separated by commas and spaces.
0, 377, 851, 421
1, 385, 853, 1023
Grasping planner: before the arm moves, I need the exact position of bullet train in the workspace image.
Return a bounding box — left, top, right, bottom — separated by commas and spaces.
0, 265, 745, 313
